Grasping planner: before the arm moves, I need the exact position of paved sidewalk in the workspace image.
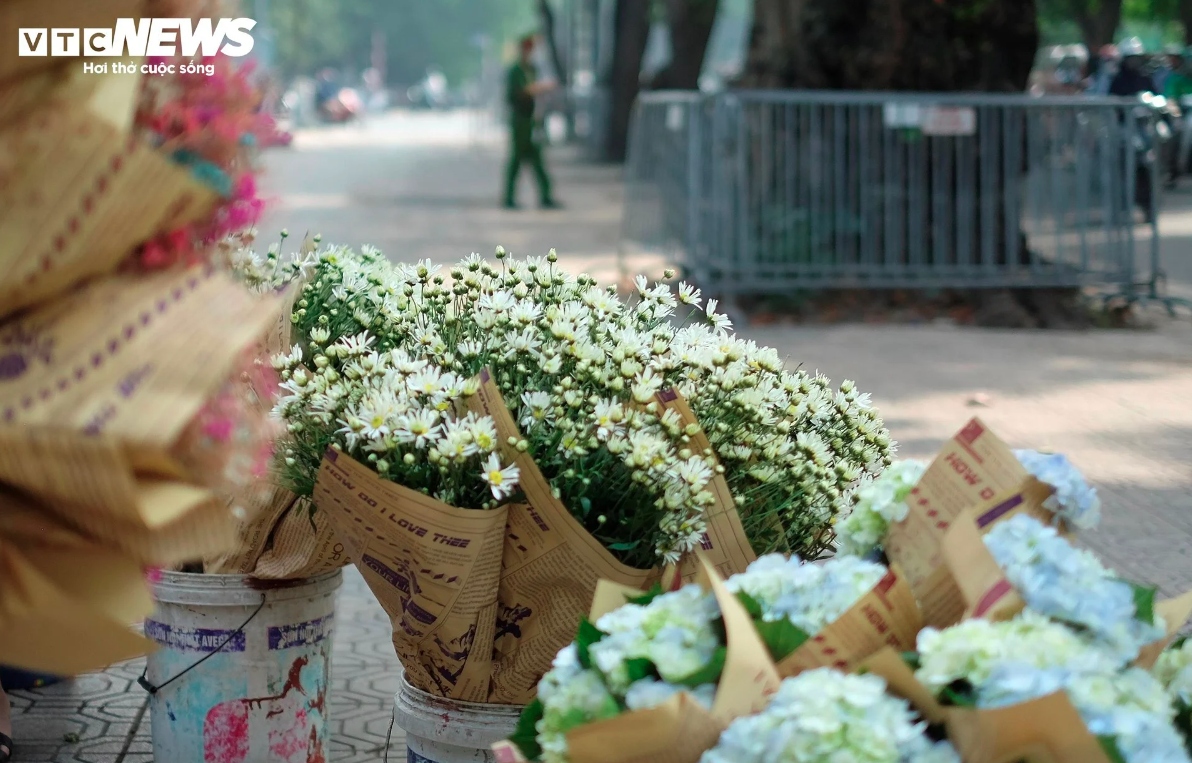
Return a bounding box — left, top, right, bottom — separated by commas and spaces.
10, 109, 1192, 762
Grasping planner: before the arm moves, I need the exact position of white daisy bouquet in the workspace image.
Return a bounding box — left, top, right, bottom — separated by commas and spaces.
270, 244, 890, 565
905, 613, 1192, 763
725, 553, 921, 675
835, 447, 1099, 560
699, 669, 961, 763
248, 241, 890, 702
505, 558, 780, 763
1154, 638, 1192, 754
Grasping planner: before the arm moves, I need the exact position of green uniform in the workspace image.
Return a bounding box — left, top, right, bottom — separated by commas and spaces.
1166, 70, 1192, 100
504, 61, 553, 207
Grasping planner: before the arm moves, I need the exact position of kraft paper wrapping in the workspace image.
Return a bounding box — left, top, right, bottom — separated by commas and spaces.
314, 449, 507, 702
865, 647, 1114, 763
466, 371, 757, 703
561, 556, 781, 763
940, 508, 1026, 623
0, 98, 216, 321
776, 566, 922, 677
884, 418, 1028, 628
0, 266, 282, 482
945, 694, 1112, 763
0, 0, 145, 83
205, 492, 350, 579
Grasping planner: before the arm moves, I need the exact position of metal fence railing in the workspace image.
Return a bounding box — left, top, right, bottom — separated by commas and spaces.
622, 91, 1160, 296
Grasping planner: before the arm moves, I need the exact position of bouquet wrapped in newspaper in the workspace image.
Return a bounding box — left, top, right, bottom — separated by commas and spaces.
265, 243, 892, 702
0, 0, 286, 675
495, 553, 926, 763
866, 613, 1192, 763
495, 556, 781, 763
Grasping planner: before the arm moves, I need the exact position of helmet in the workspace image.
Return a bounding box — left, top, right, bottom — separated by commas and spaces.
1118, 37, 1145, 58
1165, 43, 1185, 57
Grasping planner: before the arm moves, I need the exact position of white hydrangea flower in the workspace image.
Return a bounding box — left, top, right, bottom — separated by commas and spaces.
726, 553, 887, 638
1154, 638, 1192, 704
983, 515, 1166, 662
834, 459, 926, 557
700, 669, 960, 763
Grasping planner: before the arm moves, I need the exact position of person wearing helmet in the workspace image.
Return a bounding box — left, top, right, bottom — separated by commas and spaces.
502, 34, 561, 210
1164, 48, 1192, 100
1110, 38, 1157, 96
1087, 44, 1118, 94
1165, 48, 1192, 186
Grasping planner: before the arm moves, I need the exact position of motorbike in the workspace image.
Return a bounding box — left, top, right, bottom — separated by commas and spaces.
317, 87, 363, 124
1131, 92, 1169, 222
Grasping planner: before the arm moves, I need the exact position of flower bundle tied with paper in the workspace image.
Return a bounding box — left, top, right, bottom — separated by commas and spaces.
833, 418, 1111, 628
0, 0, 287, 676
265, 242, 891, 702
501, 556, 780, 763
897, 613, 1192, 763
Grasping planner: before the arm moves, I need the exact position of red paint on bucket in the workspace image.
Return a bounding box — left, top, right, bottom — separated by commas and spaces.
203, 702, 250, 763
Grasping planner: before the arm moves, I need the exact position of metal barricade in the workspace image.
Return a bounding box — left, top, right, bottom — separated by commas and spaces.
622, 90, 1158, 295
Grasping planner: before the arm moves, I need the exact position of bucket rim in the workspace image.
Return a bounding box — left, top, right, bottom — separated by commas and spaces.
396, 669, 525, 714
151, 569, 343, 605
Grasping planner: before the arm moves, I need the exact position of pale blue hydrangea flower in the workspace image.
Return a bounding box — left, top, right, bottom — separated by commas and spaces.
726, 553, 887, 637
700, 668, 960, 763
1013, 449, 1101, 530
535, 645, 620, 763
984, 515, 1166, 662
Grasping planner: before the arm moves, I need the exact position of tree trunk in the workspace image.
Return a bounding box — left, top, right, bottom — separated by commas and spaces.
651, 0, 721, 90
538, 0, 573, 136
604, 0, 651, 162
1071, 0, 1123, 56
1182, 0, 1192, 45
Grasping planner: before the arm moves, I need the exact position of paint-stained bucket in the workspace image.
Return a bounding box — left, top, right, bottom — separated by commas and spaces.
145, 570, 342, 763
394, 671, 522, 763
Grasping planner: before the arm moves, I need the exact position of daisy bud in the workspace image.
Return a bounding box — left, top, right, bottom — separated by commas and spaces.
547, 249, 558, 263
403, 453, 416, 465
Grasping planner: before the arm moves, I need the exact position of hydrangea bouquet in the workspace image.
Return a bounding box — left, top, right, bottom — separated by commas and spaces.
726, 553, 920, 675
508, 559, 779, 763
906, 613, 1192, 763
836, 448, 1099, 560
700, 669, 960, 763
1154, 638, 1192, 754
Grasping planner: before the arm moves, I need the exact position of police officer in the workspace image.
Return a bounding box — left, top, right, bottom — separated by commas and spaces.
503, 34, 561, 210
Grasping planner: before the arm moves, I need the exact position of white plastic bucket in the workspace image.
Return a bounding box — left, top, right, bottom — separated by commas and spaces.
394, 671, 523, 763
144, 570, 342, 763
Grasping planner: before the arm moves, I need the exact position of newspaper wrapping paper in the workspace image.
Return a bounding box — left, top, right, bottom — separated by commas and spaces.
775, 564, 922, 677
883, 418, 1031, 628
314, 449, 507, 702
0, 92, 217, 321
0, 489, 155, 674
0, 0, 145, 83
466, 370, 756, 703
204, 283, 349, 578
0, 266, 283, 561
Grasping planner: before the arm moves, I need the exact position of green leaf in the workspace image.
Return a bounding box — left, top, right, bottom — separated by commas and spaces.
901, 651, 922, 671
939, 680, 978, 708
1174, 700, 1192, 757
579, 497, 592, 518
1172, 635, 1188, 650
607, 541, 640, 551
1130, 583, 1158, 624
626, 583, 665, 608
624, 658, 655, 684
509, 698, 544, 761
734, 591, 764, 619
672, 646, 727, 687
754, 619, 811, 662
1097, 736, 1129, 763
576, 619, 604, 671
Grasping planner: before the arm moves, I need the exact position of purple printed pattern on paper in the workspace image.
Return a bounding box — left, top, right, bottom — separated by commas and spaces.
976, 493, 1024, 529
144, 620, 246, 653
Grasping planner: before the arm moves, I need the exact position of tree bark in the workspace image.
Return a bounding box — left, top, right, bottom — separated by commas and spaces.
1070, 0, 1123, 56
1182, 0, 1192, 45
604, 0, 651, 162
650, 0, 721, 90
538, 0, 573, 135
